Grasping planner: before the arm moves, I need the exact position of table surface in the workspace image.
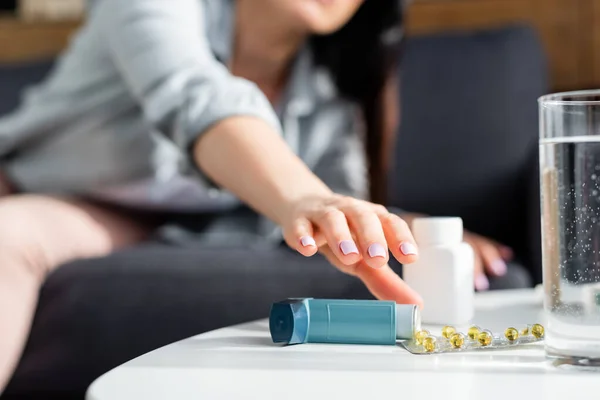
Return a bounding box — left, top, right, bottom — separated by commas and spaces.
87, 288, 600, 400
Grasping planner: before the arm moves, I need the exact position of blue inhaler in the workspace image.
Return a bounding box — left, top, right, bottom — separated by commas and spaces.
269, 298, 421, 345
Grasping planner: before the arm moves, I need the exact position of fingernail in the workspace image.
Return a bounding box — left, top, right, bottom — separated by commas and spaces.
491, 260, 507, 275
400, 242, 418, 256
300, 236, 316, 247
475, 275, 490, 291
339, 240, 359, 255
367, 243, 387, 258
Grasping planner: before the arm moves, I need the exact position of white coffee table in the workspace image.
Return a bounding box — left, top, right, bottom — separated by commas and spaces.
87, 288, 600, 400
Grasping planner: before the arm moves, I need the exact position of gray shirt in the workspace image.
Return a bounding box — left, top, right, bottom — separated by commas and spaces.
0, 0, 367, 242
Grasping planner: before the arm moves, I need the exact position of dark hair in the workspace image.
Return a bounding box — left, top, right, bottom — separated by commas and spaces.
310, 0, 405, 204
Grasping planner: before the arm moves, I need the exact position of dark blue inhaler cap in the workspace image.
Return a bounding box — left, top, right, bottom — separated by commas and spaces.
269, 298, 310, 344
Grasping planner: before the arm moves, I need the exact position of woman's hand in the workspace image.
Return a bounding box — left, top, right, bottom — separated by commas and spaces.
462, 231, 513, 291
281, 194, 423, 306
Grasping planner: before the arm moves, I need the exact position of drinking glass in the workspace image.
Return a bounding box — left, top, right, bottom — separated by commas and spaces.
539, 90, 600, 362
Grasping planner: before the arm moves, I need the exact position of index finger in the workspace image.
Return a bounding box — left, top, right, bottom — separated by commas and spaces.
376, 211, 419, 265
356, 263, 424, 307
319, 245, 422, 307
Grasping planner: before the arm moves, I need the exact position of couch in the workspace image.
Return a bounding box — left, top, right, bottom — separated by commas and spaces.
1, 24, 548, 399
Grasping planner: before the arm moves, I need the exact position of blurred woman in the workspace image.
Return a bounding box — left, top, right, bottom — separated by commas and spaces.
0, 0, 512, 391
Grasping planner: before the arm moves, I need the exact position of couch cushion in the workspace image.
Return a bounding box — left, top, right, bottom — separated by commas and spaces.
0, 59, 54, 117
390, 24, 548, 280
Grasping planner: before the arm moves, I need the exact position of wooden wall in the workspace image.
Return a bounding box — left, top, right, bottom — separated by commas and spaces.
0, 0, 599, 91
405, 0, 599, 91
594, 0, 600, 86
0, 15, 79, 62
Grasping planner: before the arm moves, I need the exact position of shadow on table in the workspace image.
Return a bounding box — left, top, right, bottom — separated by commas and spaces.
126, 337, 558, 375
179, 335, 278, 348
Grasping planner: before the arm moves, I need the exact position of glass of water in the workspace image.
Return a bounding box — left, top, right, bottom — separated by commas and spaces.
540, 90, 600, 362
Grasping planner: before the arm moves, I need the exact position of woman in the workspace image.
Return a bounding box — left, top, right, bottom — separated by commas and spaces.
0, 0, 512, 391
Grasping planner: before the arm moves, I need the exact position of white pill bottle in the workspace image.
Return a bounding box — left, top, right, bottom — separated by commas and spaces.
403, 217, 475, 325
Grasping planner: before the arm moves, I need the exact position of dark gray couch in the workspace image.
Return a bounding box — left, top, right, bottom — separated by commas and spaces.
391, 25, 547, 285
1, 25, 548, 399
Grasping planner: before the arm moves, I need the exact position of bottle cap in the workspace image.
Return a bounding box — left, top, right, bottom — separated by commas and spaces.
269, 299, 310, 344
396, 304, 421, 339
412, 217, 463, 246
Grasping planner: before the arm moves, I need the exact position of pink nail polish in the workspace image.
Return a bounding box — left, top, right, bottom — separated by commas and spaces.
400, 242, 418, 256
339, 240, 359, 255
368, 243, 387, 258
300, 236, 316, 247
475, 275, 490, 291
491, 260, 507, 275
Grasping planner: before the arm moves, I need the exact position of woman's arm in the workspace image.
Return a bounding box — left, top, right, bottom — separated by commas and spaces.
194, 116, 331, 226
194, 106, 421, 306
98, 0, 422, 304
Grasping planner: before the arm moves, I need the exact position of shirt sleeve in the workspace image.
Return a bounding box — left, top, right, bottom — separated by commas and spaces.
95, 0, 281, 154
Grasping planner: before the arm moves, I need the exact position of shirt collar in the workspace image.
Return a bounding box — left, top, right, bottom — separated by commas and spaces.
284, 45, 337, 116
208, 0, 337, 117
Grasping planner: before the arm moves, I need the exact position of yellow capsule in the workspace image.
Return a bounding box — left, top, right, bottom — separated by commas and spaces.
449, 333, 465, 349
531, 324, 545, 339
478, 330, 493, 346
423, 336, 437, 353
467, 325, 481, 340
441, 325, 456, 339
504, 327, 519, 342
520, 326, 530, 336
415, 330, 430, 345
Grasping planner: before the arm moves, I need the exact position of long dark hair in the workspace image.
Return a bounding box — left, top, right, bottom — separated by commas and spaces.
310, 0, 405, 204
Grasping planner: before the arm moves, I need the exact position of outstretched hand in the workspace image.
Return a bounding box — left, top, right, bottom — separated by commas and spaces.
281, 194, 423, 306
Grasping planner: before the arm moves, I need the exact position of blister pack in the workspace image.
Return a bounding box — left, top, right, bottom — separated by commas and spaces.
402, 324, 545, 354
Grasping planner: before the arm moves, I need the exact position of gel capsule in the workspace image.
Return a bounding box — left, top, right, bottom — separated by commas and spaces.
449, 333, 465, 349
531, 324, 545, 339
520, 326, 530, 336
423, 336, 437, 353
442, 326, 456, 339
415, 330, 430, 345
478, 330, 493, 346
504, 327, 519, 342
467, 325, 481, 340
